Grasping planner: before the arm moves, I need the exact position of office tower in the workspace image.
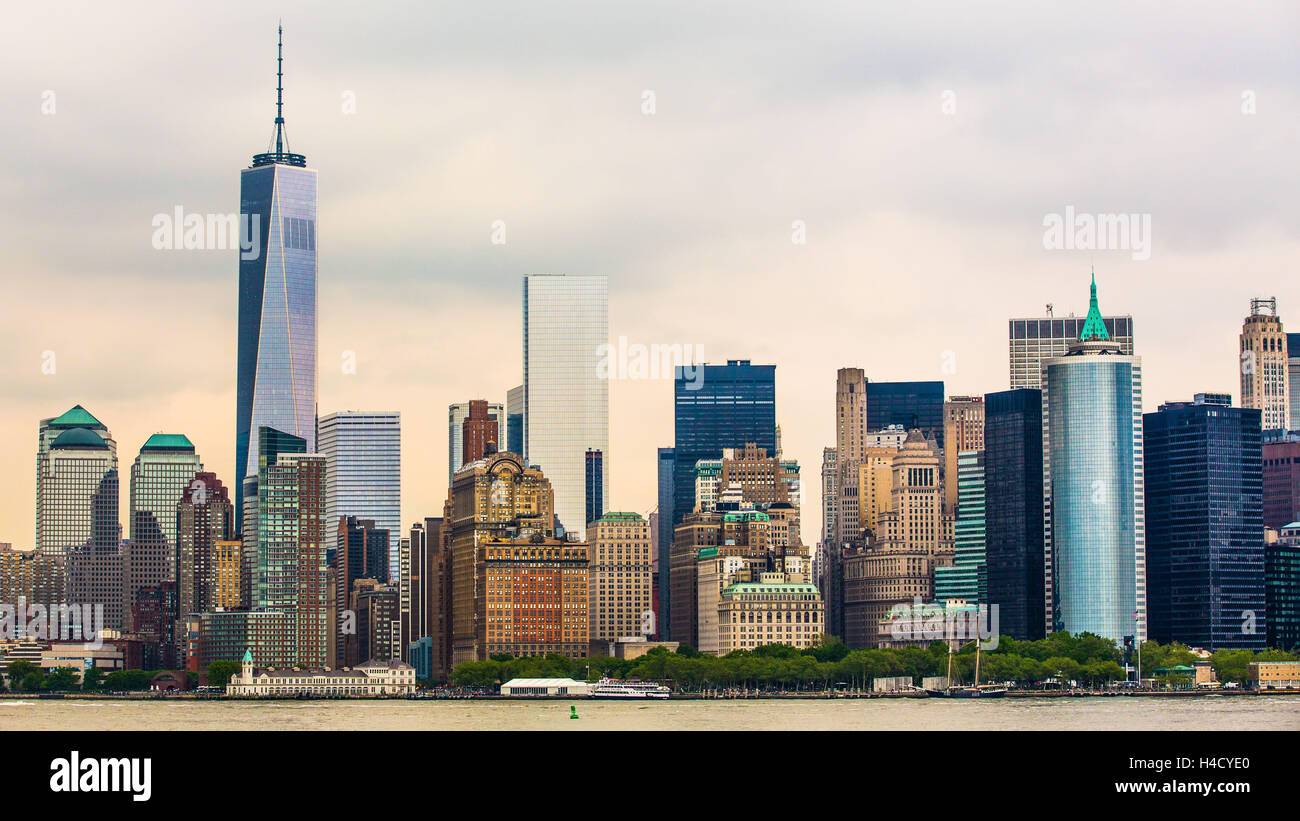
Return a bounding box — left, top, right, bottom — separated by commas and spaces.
445, 452, 557, 665
1009, 309, 1134, 390
242, 426, 306, 607
693, 444, 801, 531
403, 518, 444, 665
506, 385, 524, 456
35, 405, 115, 553
935, 450, 986, 603
0, 545, 64, 615
656, 447, 675, 638
256, 429, 327, 667
1263, 433, 1300, 529
833, 368, 868, 549
670, 510, 769, 647
1289, 333, 1300, 432
1042, 275, 1145, 644
130, 581, 180, 668
354, 582, 401, 663
35, 409, 118, 559
983, 388, 1046, 641
175, 472, 234, 627
1239, 297, 1290, 432
448, 401, 504, 482
942, 396, 985, 515
587, 512, 652, 643
235, 27, 319, 526
585, 449, 604, 527
702, 562, 824, 654
820, 447, 838, 552
865, 381, 945, 449
482, 536, 589, 658
318, 411, 402, 572
522, 274, 609, 535
335, 516, 390, 666
127, 435, 202, 627
213, 539, 242, 610
1267, 525, 1300, 650
1144, 394, 1265, 649
673, 360, 777, 527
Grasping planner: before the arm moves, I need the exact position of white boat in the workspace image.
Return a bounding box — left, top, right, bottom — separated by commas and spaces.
587, 678, 670, 699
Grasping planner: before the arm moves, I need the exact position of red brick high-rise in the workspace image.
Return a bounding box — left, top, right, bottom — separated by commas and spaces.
462, 400, 499, 466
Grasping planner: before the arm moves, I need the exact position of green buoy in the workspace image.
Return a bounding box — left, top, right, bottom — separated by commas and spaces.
570, 705, 579, 720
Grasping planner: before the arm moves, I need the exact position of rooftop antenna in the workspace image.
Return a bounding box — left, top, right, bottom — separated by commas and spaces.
252, 22, 306, 167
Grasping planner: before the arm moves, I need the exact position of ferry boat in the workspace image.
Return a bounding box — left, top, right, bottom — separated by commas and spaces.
587, 678, 671, 700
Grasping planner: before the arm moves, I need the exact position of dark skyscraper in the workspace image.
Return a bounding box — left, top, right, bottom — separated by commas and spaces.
656, 446, 675, 639
983, 388, 1045, 641
235, 27, 318, 527
1144, 394, 1265, 650
585, 448, 604, 528
1263, 433, 1300, 530
672, 361, 777, 532
864, 381, 944, 448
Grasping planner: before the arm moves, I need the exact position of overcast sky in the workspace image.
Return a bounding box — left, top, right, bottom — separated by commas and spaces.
1, 1, 1297, 548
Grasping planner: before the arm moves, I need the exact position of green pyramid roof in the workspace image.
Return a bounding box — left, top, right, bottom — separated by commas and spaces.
140, 433, 195, 452
48, 404, 103, 429
243, 649, 253, 663
1078, 272, 1111, 342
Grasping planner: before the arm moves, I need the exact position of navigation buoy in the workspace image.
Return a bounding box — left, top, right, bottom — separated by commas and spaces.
570, 705, 579, 720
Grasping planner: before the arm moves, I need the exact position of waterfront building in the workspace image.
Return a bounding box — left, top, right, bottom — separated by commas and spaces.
1042, 275, 1145, 644
448, 401, 503, 482
587, 512, 652, 643
1239, 297, 1289, 432
983, 388, 1046, 641
1249, 660, 1300, 690
481, 536, 589, 659
714, 571, 824, 653
334, 516, 390, 666
319, 411, 402, 573
1009, 309, 1134, 390
235, 27, 319, 527
1144, 394, 1265, 650
445, 451, 557, 665
1267, 524, 1300, 650
522, 273, 609, 536
942, 396, 985, 515
227, 650, 415, 697
195, 609, 296, 668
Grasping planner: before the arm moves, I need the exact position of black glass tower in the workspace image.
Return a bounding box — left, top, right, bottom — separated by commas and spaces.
864, 381, 944, 447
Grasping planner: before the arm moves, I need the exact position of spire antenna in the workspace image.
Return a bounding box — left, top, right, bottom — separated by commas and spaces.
252, 22, 306, 167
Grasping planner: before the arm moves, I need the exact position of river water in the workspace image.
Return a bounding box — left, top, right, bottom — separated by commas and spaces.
1, 695, 1297, 731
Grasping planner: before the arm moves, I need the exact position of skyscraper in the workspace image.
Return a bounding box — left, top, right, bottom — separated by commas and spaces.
935, 450, 986, 603
942, 396, 985, 516
1239, 297, 1290, 432
865, 381, 945, 449
318, 411, 402, 572
235, 27, 318, 526
585, 448, 604, 527
335, 516, 391, 666
35, 405, 116, 556
506, 385, 524, 456
1263, 433, 1300, 529
259, 448, 327, 667
833, 369, 867, 550
448, 401, 504, 481
1009, 310, 1134, 390
587, 512, 652, 644
1289, 333, 1300, 432
983, 388, 1045, 641
126, 434, 202, 627
175, 473, 235, 624
522, 274, 609, 535
1042, 275, 1145, 644
1144, 393, 1264, 650
244, 426, 306, 609
656, 446, 675, 638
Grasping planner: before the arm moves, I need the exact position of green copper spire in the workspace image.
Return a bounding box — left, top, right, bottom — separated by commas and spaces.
1078, 270, 1111, 341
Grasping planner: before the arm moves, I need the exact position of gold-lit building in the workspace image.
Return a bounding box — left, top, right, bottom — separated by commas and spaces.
483, 536, 588, 659
213, 540, 242, 610
586, 512, 652, 643
942, 396, 984, 516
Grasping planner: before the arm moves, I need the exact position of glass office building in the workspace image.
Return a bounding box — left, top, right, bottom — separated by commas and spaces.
984, 388, 1046, 640
448, 402, 503, 482
522, 274, 609, 536
1009, 314, 1134, 390
235, 32, 318, 527
656, 446, 675, 639
318, 412, 402, 574
1042, 278, 1145, 644
506, 384, 524, 457
1144, 395, 1264, 649
935, 450, 986, 603
864, 381, 945, 449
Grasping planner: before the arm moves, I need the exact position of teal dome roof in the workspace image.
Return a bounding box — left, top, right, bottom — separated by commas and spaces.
50, 427, 108, 450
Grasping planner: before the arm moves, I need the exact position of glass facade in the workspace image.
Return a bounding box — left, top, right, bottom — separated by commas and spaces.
1267, 530, 1300, 650
1043, 352, 1145, 644
1144, 400, 1265, 649
318, 412, 402, 575
1009, 315, 1135, 390
656, 446, 675, 639
585, 448, 604, 527
935, 450, 985, 603
1289, 333, 1300, 432
506, 384, 524, 457
127, 436, 201, 621
864, 381, 944, 449
522, 274, 609, 536
236, 162, 318, 526
983, 389, 1045, 640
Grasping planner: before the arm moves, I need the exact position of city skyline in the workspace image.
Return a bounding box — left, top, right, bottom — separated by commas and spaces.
2, 5, 1297, 554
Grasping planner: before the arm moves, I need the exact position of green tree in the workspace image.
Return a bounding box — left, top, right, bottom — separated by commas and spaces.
81, 667, 106, 691
206, 660, 242, 689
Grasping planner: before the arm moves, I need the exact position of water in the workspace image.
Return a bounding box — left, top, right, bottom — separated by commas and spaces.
1, 696, 1297, 731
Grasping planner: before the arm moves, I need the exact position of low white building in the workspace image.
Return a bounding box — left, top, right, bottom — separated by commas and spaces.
500, 677, 590, 697
227, 650, 415, 697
